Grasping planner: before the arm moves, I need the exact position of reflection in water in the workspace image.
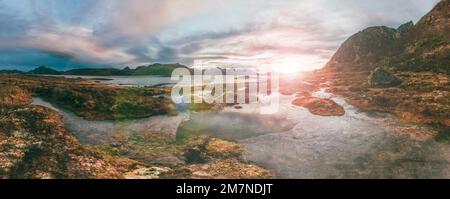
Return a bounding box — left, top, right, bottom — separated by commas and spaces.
47, 75, 174, 87
32, 88, 450, 178
32, 98, 187, 144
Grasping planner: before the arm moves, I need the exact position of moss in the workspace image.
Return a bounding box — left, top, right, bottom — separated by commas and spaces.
434, 126, 450, 144
204, 138, 243, 159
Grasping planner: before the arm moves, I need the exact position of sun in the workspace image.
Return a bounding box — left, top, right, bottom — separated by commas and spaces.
274, 59, 304, 74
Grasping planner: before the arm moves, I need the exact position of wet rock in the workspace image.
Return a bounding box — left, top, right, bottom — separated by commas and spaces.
368, 68, 402, 87
292, 97, 345, 116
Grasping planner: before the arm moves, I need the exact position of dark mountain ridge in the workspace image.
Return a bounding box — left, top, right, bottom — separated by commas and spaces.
27, 63, 189, 76
324, 0, 449, 74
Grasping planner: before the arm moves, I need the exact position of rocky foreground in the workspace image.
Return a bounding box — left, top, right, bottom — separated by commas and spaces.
0, 79, 271, 179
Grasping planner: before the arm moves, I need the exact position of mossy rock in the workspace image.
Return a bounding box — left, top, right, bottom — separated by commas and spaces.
204, 138, 243, 159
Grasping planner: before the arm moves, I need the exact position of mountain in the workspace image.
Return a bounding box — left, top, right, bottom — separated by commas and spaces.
64, 68, 125, 76
29, 66, 61, 75
132, 63, 188, 76
318, 0, 450, 127
324, 0, 449, 74
398, 0, 450, 72
0, 69, 24, 74
27, 63, 189, 76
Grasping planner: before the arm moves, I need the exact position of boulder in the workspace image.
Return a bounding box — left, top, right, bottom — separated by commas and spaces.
368, 68, 402, 87
292, 97, 345, 116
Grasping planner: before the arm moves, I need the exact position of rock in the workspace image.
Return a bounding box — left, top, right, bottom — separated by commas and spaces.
368, 68, 402, 87
186, 159, 272, 179
292, 97, 345, 116
0, 105, 124, 179
124, 166, 171, 179
0, 86, 31, 106
323, 26, 399, 72
184, 148, 206, 164
191, 170, 212, 178
233, 105, 243, 109
397, 21, 414, 35
204, 138, 243, 159
323, 1, 449, 74
154, 156, 184, 167
0, 74, 177, 120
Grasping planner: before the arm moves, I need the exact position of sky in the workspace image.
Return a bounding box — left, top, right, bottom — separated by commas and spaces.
0, 0, 441, 72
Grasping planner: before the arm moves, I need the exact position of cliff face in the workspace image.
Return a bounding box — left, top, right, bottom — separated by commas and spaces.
324, 0, 449, 74
324, 26, 400, 72
400, 0, 450, 73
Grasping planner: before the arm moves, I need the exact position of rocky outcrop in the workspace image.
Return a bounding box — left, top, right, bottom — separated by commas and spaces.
0, 74, 177, 120
317, 1, 450, 127
0, 86, 32, 106
0, 105, 120, 178
397, 21, 414, 36
292, 97, 345, 116
399, 0, 450, 73
161, 137, 271, 179
204, 138, 243, 159
0, 87, 124, 178
323, 26, 399, 72
368, 68, 402, 87
0, 84, 270, 179
324, 0, 449, 74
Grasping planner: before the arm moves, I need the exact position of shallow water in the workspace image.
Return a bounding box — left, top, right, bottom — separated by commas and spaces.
32, 88, 450, 179
32, 98, 188, 145
46, 75, 174, 87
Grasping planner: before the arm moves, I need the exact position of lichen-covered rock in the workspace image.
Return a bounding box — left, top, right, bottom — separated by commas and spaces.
0, 105, 123, 178
0, 86, 31, 106
368, 68, 402, 87
186, 159, 272, 179
124, 166, 171, 179
204, 138, 243, 159
0, 74, 177, 120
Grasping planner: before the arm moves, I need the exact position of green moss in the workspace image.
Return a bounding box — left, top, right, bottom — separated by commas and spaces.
435, 126, 450, 144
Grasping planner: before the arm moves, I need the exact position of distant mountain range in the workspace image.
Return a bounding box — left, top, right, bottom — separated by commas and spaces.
323, 0, 449, 74
11, 63, 189, 77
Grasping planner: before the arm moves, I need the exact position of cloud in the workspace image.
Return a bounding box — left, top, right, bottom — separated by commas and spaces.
97, 0, 213, 38
0, 0, 442, 70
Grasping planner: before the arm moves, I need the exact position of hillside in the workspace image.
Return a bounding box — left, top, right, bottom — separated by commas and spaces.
29, 66, 61, 75
324, 0, 449, 74
28, 63, 189, 77
132, 63, 187, 76
64, 68, 125, 76
317, 0, 450, 127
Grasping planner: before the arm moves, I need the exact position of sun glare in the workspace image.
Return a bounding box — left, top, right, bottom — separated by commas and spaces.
274, 59, 304, 74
